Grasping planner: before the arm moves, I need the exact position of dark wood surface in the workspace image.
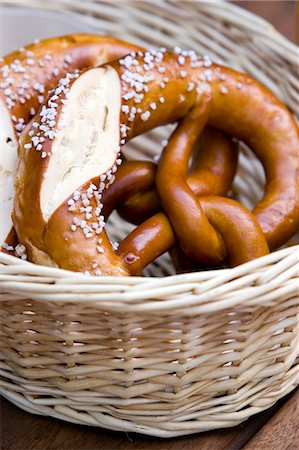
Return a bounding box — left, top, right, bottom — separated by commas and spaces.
244, 390, 299, 450
1, 1, 297, 449
234, 0, 296, 43
1, 391, 298, 450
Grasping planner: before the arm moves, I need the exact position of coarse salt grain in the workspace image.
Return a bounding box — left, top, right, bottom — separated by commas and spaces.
187, 82, 195, 92
220, 86, 228, 94
141, 111, 151, 121
178, 55, 185, 65
64, 54, 72, 64
2, 243, 14, 252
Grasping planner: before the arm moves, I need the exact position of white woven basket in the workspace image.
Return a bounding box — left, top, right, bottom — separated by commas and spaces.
0, 0, 298, 438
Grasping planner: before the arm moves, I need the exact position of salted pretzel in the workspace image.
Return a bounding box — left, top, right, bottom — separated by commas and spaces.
116, 102, 269, 273
107, 127, 239, 273
13, 49, 299, 276
1, 33, 142, 244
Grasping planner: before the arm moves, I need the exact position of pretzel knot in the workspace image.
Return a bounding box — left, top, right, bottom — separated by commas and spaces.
7, 45, 299, 276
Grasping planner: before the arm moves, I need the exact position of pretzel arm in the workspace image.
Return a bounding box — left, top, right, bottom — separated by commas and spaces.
101, 160, 156, 218
118, 213, 174, 275
118, 189, 160, 225
188, 127, 238, 197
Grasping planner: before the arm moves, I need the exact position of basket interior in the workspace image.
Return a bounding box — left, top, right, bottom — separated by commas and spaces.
1, 1, 298, 278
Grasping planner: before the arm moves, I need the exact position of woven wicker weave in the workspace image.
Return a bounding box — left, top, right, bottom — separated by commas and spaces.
0, 0, 298, 438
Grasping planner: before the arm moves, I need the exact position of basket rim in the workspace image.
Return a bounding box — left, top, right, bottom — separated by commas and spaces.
0, 4, 102, 36
1, 245, 298, 314
2, 0, 298, 55
189, 0, 298, 53
1, 243, 299, 279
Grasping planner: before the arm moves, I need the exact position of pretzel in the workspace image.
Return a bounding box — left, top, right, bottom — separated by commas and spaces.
110, 129, 268, 273
109, 127, 238, 273
116, 127, 238, 225
1, 33, 142, 244
99, 126, 238, 273
114, 105, 268, 273
13, 49, 298, 276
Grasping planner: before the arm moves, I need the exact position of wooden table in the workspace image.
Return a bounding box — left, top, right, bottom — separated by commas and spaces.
1, 389, 298, 450
1, 1, 298, 449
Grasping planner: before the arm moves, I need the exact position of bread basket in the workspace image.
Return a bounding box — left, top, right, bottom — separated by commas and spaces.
0, 0, 298, 438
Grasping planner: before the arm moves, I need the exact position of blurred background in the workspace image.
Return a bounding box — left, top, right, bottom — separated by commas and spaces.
233, 0, 296, 42
0, 1, 297, 44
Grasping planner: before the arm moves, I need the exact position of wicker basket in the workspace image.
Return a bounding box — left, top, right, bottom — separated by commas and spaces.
0, 0, 298, 438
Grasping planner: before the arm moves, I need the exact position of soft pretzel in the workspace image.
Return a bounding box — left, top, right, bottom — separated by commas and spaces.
110, 127, 238, 273
101, 125, 240, 273
1, 33, 142, 244
13, 49, 298, 275
113, 106, 268, 273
